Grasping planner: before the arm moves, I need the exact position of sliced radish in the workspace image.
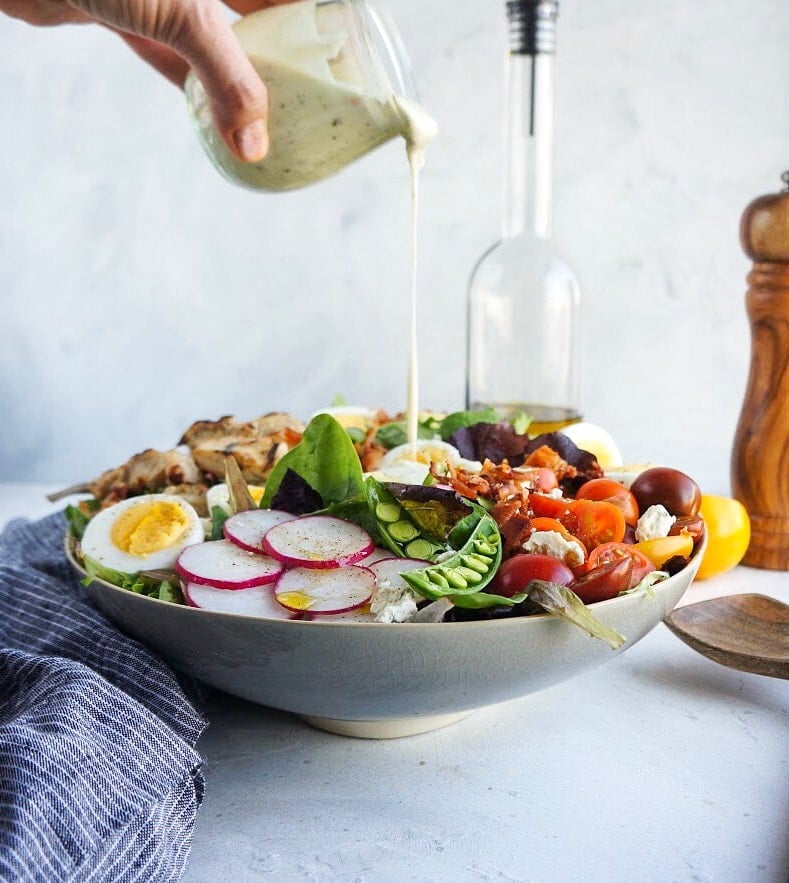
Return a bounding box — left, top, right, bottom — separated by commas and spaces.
184, 582, 298, 619
274, 566, 374, 614
359, 547, 397, 565
263, 516, 374, 569
368, 557, 430, 590
176, 540, 283, 589
223, 509, 296, 552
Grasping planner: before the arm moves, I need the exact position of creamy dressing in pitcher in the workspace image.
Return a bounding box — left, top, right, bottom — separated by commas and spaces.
186, 1, 437, 441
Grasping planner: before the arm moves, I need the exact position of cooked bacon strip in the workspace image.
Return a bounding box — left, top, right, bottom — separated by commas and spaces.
524, 445, 578, 485
490, 498, 533, 557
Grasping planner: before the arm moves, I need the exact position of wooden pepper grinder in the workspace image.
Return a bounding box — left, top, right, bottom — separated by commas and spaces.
732, 171, 789, 570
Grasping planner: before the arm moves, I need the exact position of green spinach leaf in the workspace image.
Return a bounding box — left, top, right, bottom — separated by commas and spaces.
438, 407, 500, 442
261, 414, 364, 509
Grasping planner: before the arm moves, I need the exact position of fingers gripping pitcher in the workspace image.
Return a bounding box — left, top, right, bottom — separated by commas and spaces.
185, 0, 435, 191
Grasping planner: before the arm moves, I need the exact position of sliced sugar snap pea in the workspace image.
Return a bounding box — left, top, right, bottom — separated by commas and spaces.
401, 513, 503, 600
460, 554, 489, 574
375, 502, 401, 523
406, 538, 436, 559
388, 520, 420, 542
454, 566, 483, 584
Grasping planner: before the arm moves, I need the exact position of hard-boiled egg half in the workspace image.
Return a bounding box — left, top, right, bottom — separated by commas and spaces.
559, 422, 623, 469
371, 439, 482, 484
308, 405, 379, 432
81, 494, 204, 573
206, 482, 266, 516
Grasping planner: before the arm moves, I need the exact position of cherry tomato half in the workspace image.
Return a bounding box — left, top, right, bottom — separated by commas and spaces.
630, 467, 701, 518
492, 554, 575, 598
588, 542, 655, 589
530, 467, 559, 493
562, 499, 626, 551
530, 517, 574, 539
571, 557, 634, 604
529, 494, 572, 520
576, 478, 640, 527
670, 514, 705, 543
634, 532, 694, 568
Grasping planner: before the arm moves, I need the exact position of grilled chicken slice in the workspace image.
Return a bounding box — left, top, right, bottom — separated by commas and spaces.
161, 483, 210, 517
182, 412, 304, 483
49, 412, 304, 504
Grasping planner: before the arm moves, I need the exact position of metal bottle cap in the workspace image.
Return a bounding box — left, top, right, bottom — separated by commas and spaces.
506, 0, 559, 55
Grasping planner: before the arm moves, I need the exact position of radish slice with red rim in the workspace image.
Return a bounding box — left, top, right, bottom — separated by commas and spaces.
223, 509, 296, 552
176, 540, 283, 589
359, 547, 396, 565
263, 516, 374, 568
368, 557, 430, 590
274, 566, 375, 614
184, 582, 299, 619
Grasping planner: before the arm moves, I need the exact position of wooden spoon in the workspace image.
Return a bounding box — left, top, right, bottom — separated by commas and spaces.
664, 594, 789, 679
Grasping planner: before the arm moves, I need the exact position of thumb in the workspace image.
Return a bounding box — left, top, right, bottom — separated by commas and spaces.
166, 0, 269, 161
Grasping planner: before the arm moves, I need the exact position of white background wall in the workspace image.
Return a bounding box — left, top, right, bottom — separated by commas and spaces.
0, 0, 786, 494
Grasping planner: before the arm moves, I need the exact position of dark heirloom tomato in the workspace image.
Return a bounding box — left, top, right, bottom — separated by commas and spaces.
670, 515, 705, 543
492, 554, 575, 597
576, 478, 640, 527
587, 542, 655, 589
630, 468, 701, 518
571, 557, 633, 604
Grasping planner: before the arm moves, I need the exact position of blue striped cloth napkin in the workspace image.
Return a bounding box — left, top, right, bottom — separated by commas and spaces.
0, 512, 206, 882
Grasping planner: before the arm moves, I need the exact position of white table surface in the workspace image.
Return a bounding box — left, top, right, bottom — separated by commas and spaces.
2, 483, 787, 883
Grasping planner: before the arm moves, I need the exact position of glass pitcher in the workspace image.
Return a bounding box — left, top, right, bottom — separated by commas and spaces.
185, 0, 423, 191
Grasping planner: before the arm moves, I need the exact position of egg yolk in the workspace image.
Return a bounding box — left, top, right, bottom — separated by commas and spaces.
397, 445, 451, 467
111, 501, 190, 557
249, 486, 266, 505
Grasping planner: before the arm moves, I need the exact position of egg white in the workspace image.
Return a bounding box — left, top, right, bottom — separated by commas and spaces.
81, 494, 205, 573
380, 439, 482, 474
205, 482, 266, 516
559, 422, 623, 468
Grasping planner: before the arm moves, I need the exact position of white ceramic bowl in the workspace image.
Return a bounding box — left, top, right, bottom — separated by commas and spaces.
67, 538, 704, 739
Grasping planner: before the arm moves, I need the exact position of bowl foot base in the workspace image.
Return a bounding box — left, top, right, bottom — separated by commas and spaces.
300, 710, 474, 739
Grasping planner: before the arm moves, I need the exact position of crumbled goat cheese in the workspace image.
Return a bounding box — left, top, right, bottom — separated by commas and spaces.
635, 504, 676, 542
370, 578, 418, 624
546, 487, 564, 498
522, 530, 586, 568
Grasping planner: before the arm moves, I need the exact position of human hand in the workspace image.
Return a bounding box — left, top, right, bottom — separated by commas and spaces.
1, 0, 297, 161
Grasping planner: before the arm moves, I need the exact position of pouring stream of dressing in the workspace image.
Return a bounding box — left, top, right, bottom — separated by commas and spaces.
394, 97, 438, 452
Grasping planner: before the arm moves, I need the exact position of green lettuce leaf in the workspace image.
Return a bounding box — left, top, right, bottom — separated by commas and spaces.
618, 571, 669, 598
526, 580, 626, 649
82, 556, 146, 593
261, 414, 364, 509
65, 505, 90, 540
82, 556, 184, 603
438, 407, 500, 442
210, 505, 229, 541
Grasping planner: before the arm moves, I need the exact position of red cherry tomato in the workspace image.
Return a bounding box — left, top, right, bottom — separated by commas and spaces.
492, 554, 575, 598
571, 557, 634, 604
562, 500, 626, 551
529, 494, 572, 520
530, 517, 573, 539
576, 478, 640, 527
588, 542, 655, 589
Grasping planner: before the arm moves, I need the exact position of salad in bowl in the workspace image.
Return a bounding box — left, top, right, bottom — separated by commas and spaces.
61, 406, 705, 648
